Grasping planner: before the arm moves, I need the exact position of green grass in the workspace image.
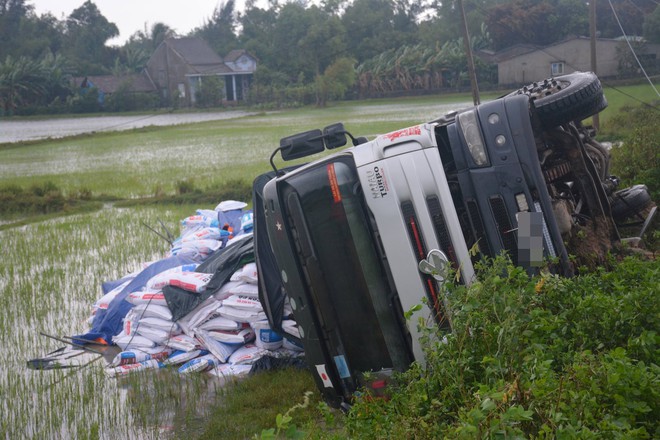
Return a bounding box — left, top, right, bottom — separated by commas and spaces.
196, 368, 326, 439
597, 82, 660, 128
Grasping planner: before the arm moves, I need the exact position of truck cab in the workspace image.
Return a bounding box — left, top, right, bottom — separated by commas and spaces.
254, 72, 654, 408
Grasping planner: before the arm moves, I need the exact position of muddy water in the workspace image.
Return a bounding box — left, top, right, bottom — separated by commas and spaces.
0, 111, 256, 143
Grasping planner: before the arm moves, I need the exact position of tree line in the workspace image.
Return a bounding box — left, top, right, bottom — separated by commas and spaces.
1, 0, 659, 114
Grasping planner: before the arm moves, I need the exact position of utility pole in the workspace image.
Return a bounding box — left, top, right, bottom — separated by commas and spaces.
458, 0, 480, 105
589, 0, 599, 130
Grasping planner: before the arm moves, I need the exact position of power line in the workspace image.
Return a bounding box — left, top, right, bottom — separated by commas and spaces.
469, 0, 660, 110
607, 0, 660, 97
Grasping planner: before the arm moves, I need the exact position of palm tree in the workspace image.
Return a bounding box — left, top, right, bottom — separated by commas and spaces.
149, 22, 176, 50
0, 56, 47, 114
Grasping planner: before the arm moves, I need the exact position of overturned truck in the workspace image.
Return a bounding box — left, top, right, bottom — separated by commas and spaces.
253, 72, 656, 408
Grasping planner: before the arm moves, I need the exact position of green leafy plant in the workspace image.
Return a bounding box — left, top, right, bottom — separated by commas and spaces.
346, 254, 660, 439
258, 391, 313, 439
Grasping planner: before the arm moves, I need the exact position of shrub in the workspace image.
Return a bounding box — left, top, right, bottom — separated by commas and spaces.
346, 255, 660, 439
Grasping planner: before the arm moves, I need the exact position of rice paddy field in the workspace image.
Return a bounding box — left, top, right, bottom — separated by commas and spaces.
0, 86, 654, 439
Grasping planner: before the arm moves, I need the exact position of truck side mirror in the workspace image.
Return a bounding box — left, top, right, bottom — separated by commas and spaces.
280, 129, 325, 161
323, 123, 348, 149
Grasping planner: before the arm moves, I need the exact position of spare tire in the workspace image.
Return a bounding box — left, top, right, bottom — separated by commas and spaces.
507, 71, 608, 128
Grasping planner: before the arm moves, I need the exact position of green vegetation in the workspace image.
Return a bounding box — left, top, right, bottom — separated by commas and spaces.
602, 100, 660, 200
344, 255, 659, 439
193, 255, 659, 439
197, 369, 324, 440
598, 83, 660, 127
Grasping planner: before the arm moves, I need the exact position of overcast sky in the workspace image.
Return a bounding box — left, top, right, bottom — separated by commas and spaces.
30, 0, 234, 45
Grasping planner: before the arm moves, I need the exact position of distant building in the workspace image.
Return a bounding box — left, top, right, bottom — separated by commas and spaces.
74, 37, 256, 107
72, 74, 157, 104
480, 36, 660, 86
145, 37, 257, 106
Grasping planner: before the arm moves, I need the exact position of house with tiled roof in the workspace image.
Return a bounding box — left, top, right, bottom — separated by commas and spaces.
146, 37, 257, 106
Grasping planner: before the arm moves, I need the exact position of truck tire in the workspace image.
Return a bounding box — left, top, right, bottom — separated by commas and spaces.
611, 184, 652, 220
507, 71, 608, 128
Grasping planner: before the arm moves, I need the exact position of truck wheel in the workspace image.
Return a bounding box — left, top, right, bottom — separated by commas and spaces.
508, 71, 608, 128
611, 184, 652, 220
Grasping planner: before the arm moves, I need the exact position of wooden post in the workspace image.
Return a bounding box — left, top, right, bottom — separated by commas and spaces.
458, 0, 480, 105
590, 0, 599, 130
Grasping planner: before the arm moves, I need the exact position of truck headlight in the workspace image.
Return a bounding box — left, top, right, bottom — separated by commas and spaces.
458, 110, 489, 167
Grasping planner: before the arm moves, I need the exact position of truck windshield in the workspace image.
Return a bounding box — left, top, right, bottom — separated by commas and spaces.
284, 158, 412, 374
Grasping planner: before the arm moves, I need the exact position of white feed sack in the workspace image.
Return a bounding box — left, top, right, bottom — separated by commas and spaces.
198, 317, 245, 332
170, 239, 222, 261
125, 289, 168, 307
163, 349, 208, 366
228, 344, 267, 365
251, 320, 283, 350
217, 305, 267, 323
225, 282, 259, 299
207, 364, 252, 386
196, 329, 240, 363
177, 296, 222, 333
178, 353, 220, 374
166, 334, 203, 352
222, 295, 263, 311
213, 280, 243, 301
238, 262, 258, 284
105, 359, 164, 377
113, 333, 157, 350
179, 227, 225, 243
207, 327, 256, 345
110, 348, 172, 367
145, 264, 199, 290
131, 303, 173, 321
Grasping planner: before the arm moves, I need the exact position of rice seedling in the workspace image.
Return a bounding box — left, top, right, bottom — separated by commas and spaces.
0, 204, 214, 439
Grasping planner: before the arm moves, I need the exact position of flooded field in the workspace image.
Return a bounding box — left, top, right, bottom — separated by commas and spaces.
0, 205, 219, 439
0, 110, 256, 144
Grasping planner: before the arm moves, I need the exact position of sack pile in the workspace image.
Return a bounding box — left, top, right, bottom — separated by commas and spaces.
82, 200, 303, 381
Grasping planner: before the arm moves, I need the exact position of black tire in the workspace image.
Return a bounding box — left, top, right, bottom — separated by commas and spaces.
507, 71, 608, 128
611, 184, 652, 220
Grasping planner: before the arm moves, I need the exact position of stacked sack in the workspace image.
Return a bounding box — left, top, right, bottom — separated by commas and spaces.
100, 201, 304, 380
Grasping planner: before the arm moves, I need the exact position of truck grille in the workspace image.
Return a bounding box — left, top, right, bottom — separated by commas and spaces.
489, 196, 517, 265
426, 195, 458, 269
401, 201, 450, 329
467, 199, 491, 257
